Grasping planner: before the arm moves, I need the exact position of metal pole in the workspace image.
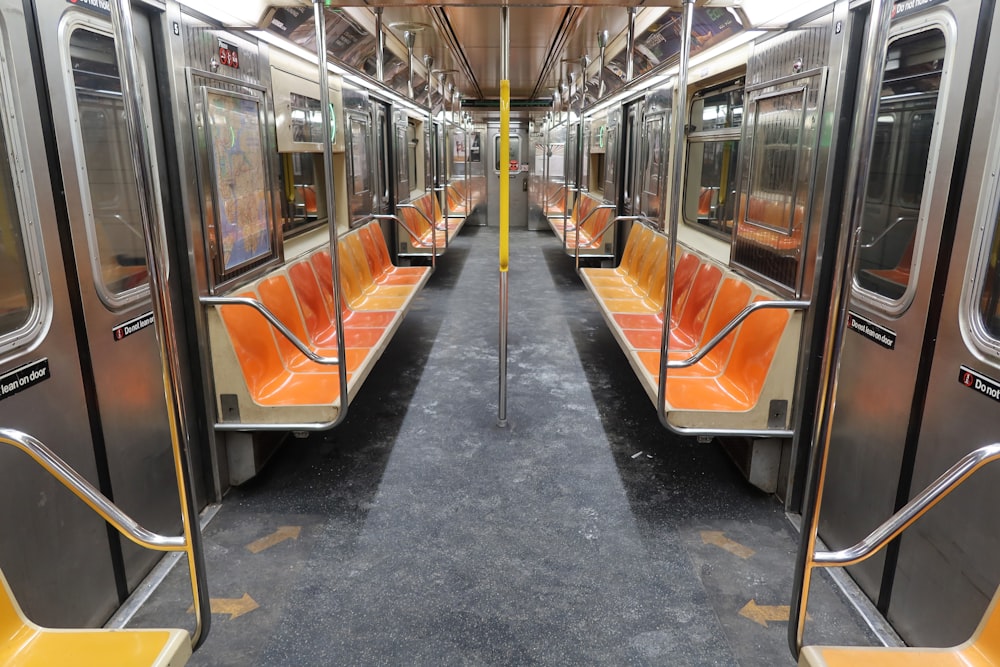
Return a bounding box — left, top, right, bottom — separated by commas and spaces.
597, 30, 608, 99
498, 6, 510, 427
108, 0, 209, 648
656, 0, 693, 429
788, 0, 896, 658
374, 7, 384, 83
625, 7, 637, 82
313, 0, 350, 429
405, 31, 416, 99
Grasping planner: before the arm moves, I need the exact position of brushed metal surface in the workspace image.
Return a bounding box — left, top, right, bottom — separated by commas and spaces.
486, 122, 529, 227
886, 0, 1000, 646
819, 0, 979, 611
36, 2, 182, 595
0, 0, 120, 627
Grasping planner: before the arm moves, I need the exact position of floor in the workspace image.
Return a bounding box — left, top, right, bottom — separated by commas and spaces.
133, 223, 876, 665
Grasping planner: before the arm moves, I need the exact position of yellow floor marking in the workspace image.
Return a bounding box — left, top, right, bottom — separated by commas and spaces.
700, 530, 755, 559
246, 525, 302, 554
189, 594, 259, 620
738, 600, 806, 628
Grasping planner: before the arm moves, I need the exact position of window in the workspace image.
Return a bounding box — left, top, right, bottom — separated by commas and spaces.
346, 113, 372, 226
70, 28, 149, 303
406, 121, 419, 193
745, 88, 807, 233
494, 134, 521, 171
684, 81, 743, 239
640, 114, 665, 220
0, 133, 35, 338
280, 153, 324, 237
854, 29, 945, 303
980, 218, 1000, 340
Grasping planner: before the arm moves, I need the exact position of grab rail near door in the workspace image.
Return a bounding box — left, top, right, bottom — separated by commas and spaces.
0, 427, 210, 646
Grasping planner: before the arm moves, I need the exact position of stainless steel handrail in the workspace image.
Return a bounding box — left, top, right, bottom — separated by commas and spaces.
575, 215, 647, 271
572, 202, 617, 256
395, 202, 446, 253
200, 296, 340, 366
313, 0, 350, 434
373, 213, 438, 269
657, 0, 694, 435
0, 429, 186, 551
859, 215, 917, 249
789, 0, 897, 658
666, 300, 809, 369
109, 0, 209, 648
811, 443, 1000, 567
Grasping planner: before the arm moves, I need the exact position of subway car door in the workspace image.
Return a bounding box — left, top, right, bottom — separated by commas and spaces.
34, 2, 181, 591
880, 0, 1000, 645
487, 121, 529, 227
819, 0, 985, 611
0, 0, 122, 628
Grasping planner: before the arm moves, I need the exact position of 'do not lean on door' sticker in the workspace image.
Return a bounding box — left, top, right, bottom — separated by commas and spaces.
959, 365, 1000, 403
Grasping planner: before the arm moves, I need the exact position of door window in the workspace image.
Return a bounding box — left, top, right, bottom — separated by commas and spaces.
68, 27, 149, 305
494, 134, 521, 172
853, 29, 946, 305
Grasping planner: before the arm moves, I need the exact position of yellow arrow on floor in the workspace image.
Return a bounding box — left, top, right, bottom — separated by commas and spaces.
246, 526, 302, 554
188, 594, 259, 620
700, 530, 755, 559
739, 600, 790, 628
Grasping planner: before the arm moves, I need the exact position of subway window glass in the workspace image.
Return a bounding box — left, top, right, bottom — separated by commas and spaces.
280, 153, 324, 237
854, 29, 945, 303
684, 80, 743, 239
979, 209, 1000, 341
70, 28, 149, 301
0, 129, 33, 338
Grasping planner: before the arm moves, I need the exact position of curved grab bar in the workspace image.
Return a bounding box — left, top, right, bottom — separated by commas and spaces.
394, 203, 445, 254
200, 296, 340, 366
575, 215, 648, 271
373, 213, 438, 269
0, 427, 208, 643
667, 300, 809, 369
572, 202, 618, 256
859, 215, 916, 249
812, 443, 1000, 566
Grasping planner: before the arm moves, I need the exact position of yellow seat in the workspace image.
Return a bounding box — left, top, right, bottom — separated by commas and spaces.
0, 569, 190, 667
801, 584, 1000, 667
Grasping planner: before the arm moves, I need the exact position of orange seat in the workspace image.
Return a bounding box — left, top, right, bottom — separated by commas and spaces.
801, 584, 1000, 666
620, 261, 721, 352
358, 225, 427, 286
638, 277, 752, 379
0, 568, 191, 667
256, 276, 371, 374
218, 291, 344, 406
309, 251, 400, 325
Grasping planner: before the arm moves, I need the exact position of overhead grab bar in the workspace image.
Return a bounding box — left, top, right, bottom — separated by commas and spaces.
667, 300, 809, 369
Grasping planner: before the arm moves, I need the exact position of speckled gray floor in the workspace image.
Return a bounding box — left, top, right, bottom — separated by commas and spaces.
132, 224, 876, 665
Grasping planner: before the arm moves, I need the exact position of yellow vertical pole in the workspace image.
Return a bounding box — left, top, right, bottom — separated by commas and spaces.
498, 7, 510, 426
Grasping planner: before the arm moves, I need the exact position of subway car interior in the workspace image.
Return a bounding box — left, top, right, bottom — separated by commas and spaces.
3, 0, 1000, 664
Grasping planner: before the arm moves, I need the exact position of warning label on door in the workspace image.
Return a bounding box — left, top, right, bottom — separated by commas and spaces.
847, 311, 896, 350
959, 365, 1000, 403
112, 311, 154, 342
0, 358, 50, 403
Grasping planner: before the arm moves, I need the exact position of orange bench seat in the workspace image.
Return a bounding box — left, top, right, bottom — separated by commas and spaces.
548, 193, 615, 256
207, 220, 431, 426
580, 223, 801, 432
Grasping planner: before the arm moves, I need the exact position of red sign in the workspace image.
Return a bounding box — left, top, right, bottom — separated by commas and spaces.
218, 39, 240, 69
509, 159, 519, 171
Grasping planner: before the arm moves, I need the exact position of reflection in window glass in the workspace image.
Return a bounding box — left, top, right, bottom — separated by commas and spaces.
685, 82, 743, 238
0, 128, 33, 336
855, 29, 944, 302
640, 116, 664, 220
494, 135, 521, 171
280, 153, 324, 237
746, 89, 806, 233
980, 217, 1000, 339
350, 118, 370, 196
70, 28, 148, 298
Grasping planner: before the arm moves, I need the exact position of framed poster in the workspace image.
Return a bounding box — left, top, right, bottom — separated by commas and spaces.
204, 87, 274, 274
